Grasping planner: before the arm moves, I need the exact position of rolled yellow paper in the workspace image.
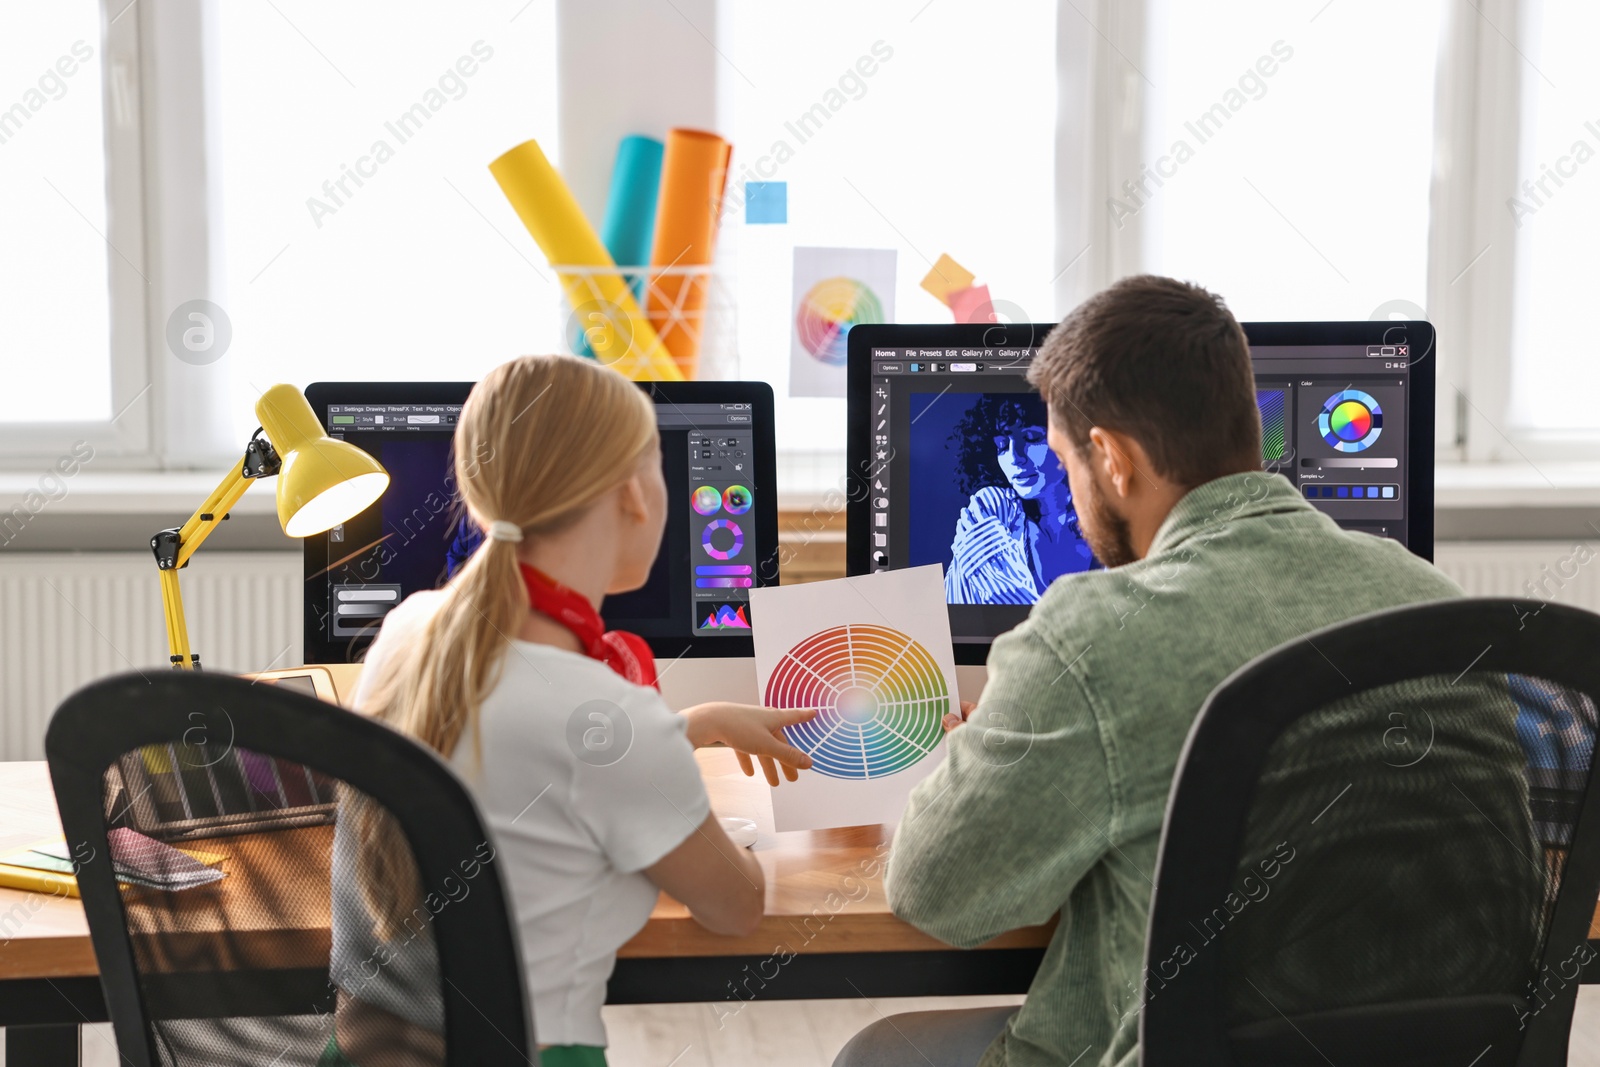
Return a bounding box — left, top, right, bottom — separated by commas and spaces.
488, 140, 683, 381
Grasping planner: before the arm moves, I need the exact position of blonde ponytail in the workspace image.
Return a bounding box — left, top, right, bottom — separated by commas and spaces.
349, 355, 657, 940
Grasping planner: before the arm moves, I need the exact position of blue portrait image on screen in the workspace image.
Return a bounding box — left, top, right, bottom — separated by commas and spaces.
907, 391, 1097, 604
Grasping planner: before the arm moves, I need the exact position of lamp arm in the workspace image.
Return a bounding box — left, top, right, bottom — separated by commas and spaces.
151, 433, 282, 670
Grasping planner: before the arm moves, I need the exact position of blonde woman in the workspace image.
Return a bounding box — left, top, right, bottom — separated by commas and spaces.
323, 355, 813, 1067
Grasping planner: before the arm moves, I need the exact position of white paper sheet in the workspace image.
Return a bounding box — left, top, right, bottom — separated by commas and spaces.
751, 565, 957, 831
788, 246, 897, 398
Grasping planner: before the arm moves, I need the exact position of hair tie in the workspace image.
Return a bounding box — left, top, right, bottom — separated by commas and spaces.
486, 520, 524, 544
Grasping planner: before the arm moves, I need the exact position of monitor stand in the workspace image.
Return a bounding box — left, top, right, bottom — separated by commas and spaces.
658, 657, 759, 711
954, 664, 989, 704
657, 657, 991, 711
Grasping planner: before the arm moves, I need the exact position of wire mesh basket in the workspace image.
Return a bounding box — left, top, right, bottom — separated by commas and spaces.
552, 264, 738, 381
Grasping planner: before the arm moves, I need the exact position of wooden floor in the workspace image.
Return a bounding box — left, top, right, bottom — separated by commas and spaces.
7, 987, 1589, 1065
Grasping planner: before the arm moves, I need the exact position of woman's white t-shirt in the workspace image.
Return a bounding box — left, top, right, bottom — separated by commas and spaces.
346, 590, 710, 1047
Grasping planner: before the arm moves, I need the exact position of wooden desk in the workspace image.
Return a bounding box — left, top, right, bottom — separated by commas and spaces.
609, 749, 1053, 1006
0, 751, 1052, 1062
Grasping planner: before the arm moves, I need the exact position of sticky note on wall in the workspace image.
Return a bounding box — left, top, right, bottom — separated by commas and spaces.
948, 284, 994, 324
745, 181, 787, 224
919, 253, 976, 307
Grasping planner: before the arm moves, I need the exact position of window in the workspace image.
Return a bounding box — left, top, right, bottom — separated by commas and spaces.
716, 0, 1058, 457
212, 0, 560, 443
1137, 0, 1445, 322
0, 3, 113, 423
1505, 0, 1600, 436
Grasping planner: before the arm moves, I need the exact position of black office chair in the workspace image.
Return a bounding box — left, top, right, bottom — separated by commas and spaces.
1141, 598, 1600, 1067
46, 670, 537, 1066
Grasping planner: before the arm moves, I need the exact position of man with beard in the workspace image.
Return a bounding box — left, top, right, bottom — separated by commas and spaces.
836, 276, 1474, 1067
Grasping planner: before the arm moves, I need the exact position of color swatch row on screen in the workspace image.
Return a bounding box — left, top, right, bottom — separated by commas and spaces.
1304, 484, 1397, 500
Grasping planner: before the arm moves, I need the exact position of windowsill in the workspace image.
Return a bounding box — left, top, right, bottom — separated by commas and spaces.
0, 471, 280, 516
0, 471, 287, 553
4, 465, 1600, 552
1434, 463, 1600, 508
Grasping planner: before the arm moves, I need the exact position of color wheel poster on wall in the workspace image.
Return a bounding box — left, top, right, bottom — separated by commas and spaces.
751, 564, 957, 831
789, 246, 897, 398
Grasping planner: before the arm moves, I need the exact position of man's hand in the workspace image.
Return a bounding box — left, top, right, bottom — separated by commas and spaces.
682, 703, 817, 785
942, 700, 978, 733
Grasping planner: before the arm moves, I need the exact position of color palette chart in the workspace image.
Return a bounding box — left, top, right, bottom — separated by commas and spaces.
1256, 389, 1287, 463
789, 247, 896, 398
765, 624, 947, 780
1318, 389, 1383, 453
795, 276, 885, 367
753, 564, 956, 831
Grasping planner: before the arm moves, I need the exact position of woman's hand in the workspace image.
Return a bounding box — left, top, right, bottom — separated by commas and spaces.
942, 700, 978, 733
683, 703, 817, 786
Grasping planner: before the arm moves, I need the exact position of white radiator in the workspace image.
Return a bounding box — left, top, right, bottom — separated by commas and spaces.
0, 552, 301, 761
0, 543, 1592, 763
1434, 541, 1600, 608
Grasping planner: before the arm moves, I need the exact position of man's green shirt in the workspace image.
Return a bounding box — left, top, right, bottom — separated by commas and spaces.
886, 472, 1464, 1067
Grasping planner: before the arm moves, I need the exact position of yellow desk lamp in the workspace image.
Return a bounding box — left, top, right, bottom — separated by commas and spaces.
151, 384, 389, 670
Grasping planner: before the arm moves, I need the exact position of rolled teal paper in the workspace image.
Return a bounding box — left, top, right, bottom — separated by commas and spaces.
601, 134, 664, 272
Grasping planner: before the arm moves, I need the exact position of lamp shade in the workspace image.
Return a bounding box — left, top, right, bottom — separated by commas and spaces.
255, 384, 390, 537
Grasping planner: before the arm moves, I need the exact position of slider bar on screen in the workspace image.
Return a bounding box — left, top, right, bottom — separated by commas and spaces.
337, 589, 401, 601
695, 565, 752, 576
335, 604, 394, 617
697, 578, 753, 588
1318, 457, 1398, 468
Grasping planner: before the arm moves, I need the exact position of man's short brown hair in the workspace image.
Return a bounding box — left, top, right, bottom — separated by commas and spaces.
1027, 275, 1259, 488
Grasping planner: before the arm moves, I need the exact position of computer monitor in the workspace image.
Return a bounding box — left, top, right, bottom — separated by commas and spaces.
847, 320, 1435, 664
301, 379, 778, 664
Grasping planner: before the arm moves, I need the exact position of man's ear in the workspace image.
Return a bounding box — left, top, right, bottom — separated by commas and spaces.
1088, 427, 1151, 499
1088, 427, 1129, 498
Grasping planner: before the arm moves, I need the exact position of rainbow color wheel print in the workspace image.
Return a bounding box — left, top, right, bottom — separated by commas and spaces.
766, 624, 948, 780
795, 277, 885, 367
1318, 389, 1383, 453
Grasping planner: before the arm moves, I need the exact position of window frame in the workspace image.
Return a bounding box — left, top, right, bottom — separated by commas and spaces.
1078, 0, 1584, 468
0, 0, 151, 464
0, 0, 1571, 474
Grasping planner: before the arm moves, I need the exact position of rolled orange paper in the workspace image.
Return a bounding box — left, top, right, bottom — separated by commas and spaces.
647, 128, 731, 378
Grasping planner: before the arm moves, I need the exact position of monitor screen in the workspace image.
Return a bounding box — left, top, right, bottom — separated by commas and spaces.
847, 321, 1435, 663
302, 380, 778, 664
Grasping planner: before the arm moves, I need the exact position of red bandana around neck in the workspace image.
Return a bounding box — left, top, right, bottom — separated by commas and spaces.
518, 563, 659, 690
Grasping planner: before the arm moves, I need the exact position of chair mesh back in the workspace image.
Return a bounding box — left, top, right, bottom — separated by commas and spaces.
1213, 671, 1596, 1063
101, 740, 446, 1067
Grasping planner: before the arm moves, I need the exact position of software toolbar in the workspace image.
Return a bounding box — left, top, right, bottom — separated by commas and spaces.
326, 404, 463, 432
